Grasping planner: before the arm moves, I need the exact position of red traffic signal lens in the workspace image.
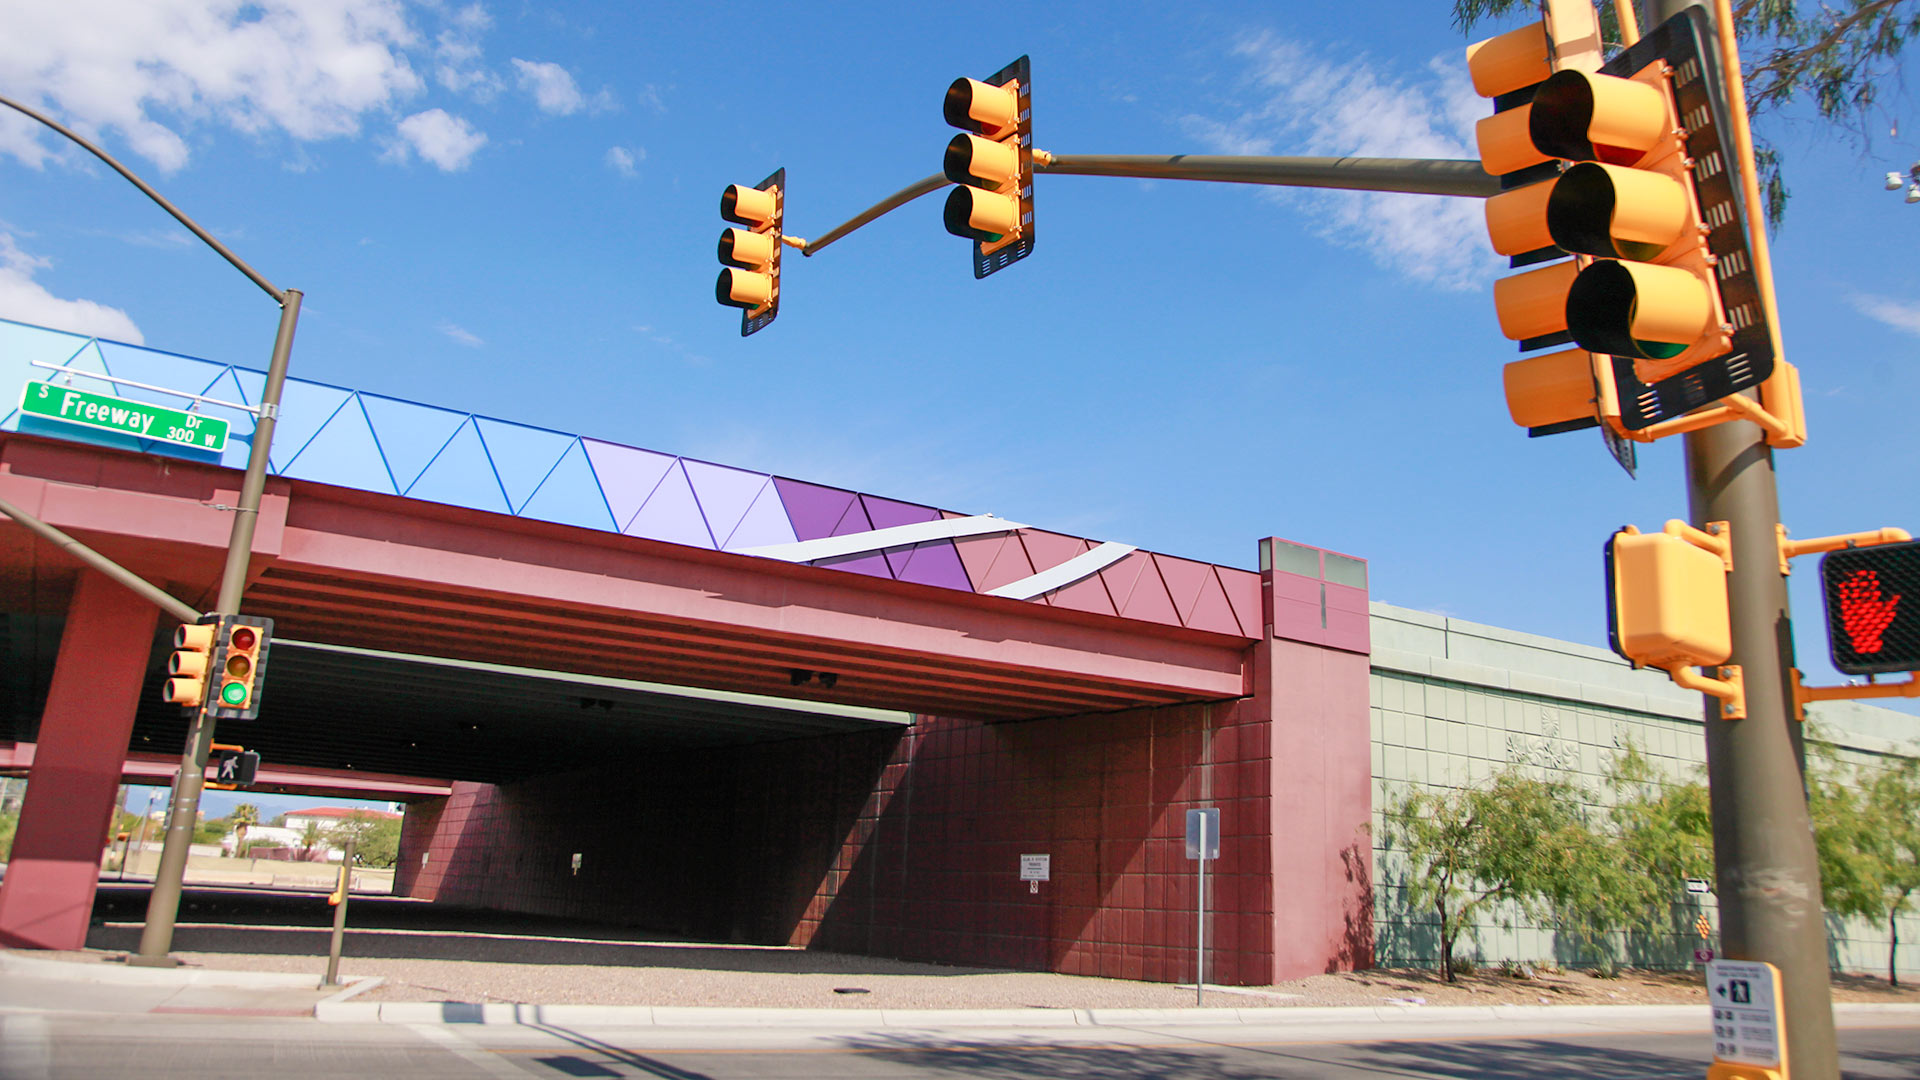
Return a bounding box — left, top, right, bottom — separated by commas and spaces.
230, 626, 257, 651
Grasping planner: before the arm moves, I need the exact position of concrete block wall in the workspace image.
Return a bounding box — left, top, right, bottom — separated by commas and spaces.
1369, 601, 1920, 979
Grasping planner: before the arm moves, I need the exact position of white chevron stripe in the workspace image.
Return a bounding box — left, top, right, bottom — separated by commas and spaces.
732, 513, 1027, 562
986, 541, 1137, 601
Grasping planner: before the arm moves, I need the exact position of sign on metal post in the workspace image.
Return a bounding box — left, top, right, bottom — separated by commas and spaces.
20, 383, 229, 451
1707, 959, 1785, 1074
1186, 807, 1219, 1005
1019, 853, 1049, 894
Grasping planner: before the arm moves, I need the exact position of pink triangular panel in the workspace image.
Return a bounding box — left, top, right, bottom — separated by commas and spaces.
625, 461, 716, 549
1186, 569, 1246, 636
1153, 555, 1213, 626
1221, 569, 1264, 638
583, 440, 676, 533
1016, 531, 1090, 608
1047, 573, 1117, 616
952, 533, 1035, 594
1100, 552, 1149, 612
683, 459, 772, 551
722, 481, 798, 550
1108, 554, 1181, 627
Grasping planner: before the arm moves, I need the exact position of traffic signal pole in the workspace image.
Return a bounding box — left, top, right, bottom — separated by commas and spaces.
1651, 1, 1837, 1075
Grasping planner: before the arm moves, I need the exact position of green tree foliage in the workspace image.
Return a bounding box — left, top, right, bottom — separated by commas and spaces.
1812, 752, 1920, 985
1452, 0, 1920, 226
228, 803, 259, 858
192, 816, 232, 845
1383, 766, 1608, 980
325, 811, 401, 869
0, 809, 17, 862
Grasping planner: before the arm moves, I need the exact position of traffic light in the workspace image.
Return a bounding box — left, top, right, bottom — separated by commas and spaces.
716, 168, 784, 337
207, 744, 260, 789
1605, 522, 1731, 672
1821, 540, 1920, 675
1471, 6, 1776, 431
207, 614, 273, 721
161, 618, 217, 709
942, 55, 1033, 278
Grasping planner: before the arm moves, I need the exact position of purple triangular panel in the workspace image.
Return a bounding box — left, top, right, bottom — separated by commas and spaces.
772, 478, 858, 542
625, 461, 716, 549
890, 540, 973, 591
861, 495, 942, 581
683, 459, 773, 550
722, 481, 798, 550
819, 494, 887, 577
583, 439, 677, 533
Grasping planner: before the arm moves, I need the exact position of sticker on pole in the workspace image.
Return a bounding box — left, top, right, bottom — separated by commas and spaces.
1706, 959, 1784, 1068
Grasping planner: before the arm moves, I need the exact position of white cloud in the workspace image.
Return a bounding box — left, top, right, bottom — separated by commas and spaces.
1183, 32, 1498, 290
1849, 294, 1920, 337
0, 0, 425, 172
388, 108, 486, 170
512, 59, 583, 115
0, 233, 144, 343
433, 3, 500, 99
439, 321, 483, 347
605, 145, 641, 178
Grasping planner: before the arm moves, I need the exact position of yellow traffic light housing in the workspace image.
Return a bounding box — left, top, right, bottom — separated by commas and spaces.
716, 168, 785, 337
1606, 521, 1745, 718
1471, 6, 1777, 440
942, 55, 1034, 278
207, 614, 273, 721
161, 620, 216, 709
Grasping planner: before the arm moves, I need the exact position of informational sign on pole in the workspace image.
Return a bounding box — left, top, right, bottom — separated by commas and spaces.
1706, 959, 1785, 1073
1019, 853, 1049, 894
1186, 807, 1219, 1005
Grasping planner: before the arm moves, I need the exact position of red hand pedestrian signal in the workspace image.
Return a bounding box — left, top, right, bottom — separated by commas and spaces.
1836, 569, 1902, 655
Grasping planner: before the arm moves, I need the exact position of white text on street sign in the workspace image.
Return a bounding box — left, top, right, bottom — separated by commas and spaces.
20, 382, 229, 452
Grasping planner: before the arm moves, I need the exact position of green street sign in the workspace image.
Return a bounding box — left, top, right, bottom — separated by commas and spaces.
19, 382, 229, 452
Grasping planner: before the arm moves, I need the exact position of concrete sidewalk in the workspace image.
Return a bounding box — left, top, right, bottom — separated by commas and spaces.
0, 950, 378, 1018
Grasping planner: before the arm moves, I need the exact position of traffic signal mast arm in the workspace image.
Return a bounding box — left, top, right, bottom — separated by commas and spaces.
788, 154, 1499, 260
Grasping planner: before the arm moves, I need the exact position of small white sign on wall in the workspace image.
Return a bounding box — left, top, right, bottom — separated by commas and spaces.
1019, 853, 1050, 893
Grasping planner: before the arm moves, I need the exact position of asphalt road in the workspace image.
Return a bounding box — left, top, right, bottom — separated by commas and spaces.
6, 1012, 1918, 1080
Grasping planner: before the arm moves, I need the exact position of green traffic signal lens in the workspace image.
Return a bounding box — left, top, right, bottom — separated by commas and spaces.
221, 681, 249, 706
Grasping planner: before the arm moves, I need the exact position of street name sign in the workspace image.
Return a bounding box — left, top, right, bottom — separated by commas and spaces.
1706, 959, 1784, 1070
20, 382, 229, 452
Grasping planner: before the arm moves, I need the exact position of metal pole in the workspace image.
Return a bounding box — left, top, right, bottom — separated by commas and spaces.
1650, 1, 1838, 1075
134, 290, 302, 966
1039, 154, 1502, 197
324, 837, 354, 986
1196, 813, 1208, 1006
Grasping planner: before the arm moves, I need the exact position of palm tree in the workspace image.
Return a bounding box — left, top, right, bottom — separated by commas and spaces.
231, 803, 259, 858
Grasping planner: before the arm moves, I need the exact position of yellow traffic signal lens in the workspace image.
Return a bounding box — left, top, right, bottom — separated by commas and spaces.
943, 77, 1019, 135
716, 267, 773, 310
717, 227, 775, 269
226, 654, 252, 679
1466, 21, 1550, 98
720, 184, 776, 227
1503, 348, 1598, 429
943, 185, 1020, 243
1546, 162, 1688, 261
1492, 259, 1578, 342
1530, 70, 1667, 164
1566, 260, 1711, 360
943, 133, 1018, 189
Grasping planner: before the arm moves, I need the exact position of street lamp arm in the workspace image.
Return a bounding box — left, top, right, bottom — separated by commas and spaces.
0, 93, 286, 304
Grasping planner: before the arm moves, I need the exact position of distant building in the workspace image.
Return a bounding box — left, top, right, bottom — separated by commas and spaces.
282, 806, 402, 833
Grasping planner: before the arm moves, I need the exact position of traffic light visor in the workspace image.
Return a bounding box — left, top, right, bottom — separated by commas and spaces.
943, 185, 1020, 243
718, 227, 775, 269
1476, 105, 1552, 177
1493, 258, 1578, 342
1484, 178, 1558, 256
716, 267, 773, 310
1530, 70, 1667, 164
1546, 162, 1689, 260
1466, 21, 1550, 98
944, 77, 1019, 135
1503, 348, 1596, 429
720, 184, 776, 227
1565, 259, 1711, 360
174, 623, 214, 651
944, 133, 1019, 189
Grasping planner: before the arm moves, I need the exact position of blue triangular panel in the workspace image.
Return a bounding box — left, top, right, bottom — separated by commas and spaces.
475, 418, 575, 514
517, 440, 616, 532
95, 341, 226, 410
0, 320, 94, 429
360, 394, 471, 494
192, 369, 263, 471
266, 380, 354, 472
719, 479, 797, 551
625, 461, 715, 548
281, 396, 394, 493
404, 418, 509, 514
9, 340, 151, 453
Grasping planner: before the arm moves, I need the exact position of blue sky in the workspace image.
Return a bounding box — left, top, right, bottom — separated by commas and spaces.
2, 0, 1916, 716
